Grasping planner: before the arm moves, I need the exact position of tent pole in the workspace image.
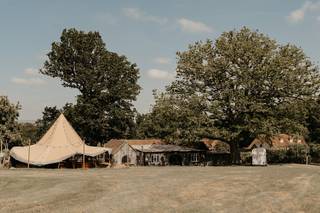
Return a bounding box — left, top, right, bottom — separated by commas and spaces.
72, 155, 75, 169
27, 139, 31, 168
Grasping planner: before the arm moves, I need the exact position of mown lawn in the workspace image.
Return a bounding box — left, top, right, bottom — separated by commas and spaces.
0, 164, 319, 213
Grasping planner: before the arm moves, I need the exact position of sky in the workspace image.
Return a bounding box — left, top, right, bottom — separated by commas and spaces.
1, 0, 320, 121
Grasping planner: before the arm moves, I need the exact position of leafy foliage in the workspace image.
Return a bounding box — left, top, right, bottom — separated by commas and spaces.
309, 143, 320, 163
266, 145, 308, 164
41, 28, 140, 145
136, 91, 213, 146
0, 96, 21, 148
18, 122, 38, 145
138, 27, 320, 163
306, 99, 320, 143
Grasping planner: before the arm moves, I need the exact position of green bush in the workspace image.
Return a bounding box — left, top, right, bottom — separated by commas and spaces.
267, 144, 308, 164
241, 145, 310, 165
309, 143, 320, 163
240, 152, 252, 165
267, 149, 287, 164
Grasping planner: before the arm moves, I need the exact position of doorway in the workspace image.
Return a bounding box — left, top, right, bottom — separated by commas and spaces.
169, 154, 182, 165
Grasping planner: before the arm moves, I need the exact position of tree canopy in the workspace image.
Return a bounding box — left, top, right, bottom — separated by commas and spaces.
0, 96, 21, 148
18, 122, 38, 145
41, 28, 141, 145
136, 91, 212, 146
306, 98, 320, 143
138, 27, 320, 163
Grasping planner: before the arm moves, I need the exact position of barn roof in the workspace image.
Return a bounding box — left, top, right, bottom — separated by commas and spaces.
201, 139, 230, 153
133, 144, 203, 153
127, 139, 165, 146
104, 139, 165, 154
247, 134, 307, 150
104, 140, 126, 154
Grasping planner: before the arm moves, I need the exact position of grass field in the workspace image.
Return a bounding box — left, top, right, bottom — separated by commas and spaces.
0, 164, 319, 213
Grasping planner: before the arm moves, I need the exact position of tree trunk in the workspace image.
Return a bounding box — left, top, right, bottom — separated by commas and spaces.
230, 141, 240, 164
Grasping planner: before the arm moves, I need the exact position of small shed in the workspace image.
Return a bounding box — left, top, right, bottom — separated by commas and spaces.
252, 147, 267, 166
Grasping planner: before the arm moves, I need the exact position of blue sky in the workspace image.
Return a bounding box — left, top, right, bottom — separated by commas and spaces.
1, 0, 320, 121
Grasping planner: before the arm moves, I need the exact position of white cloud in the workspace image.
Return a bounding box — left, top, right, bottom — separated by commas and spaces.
177, 18, 213, 33
24, 68, 39, 76
147, 69, 175, 80
154, 57, 171, 65
287, 1, 320, 23
288, 9, 305, 22
11, 77, 46, 86
123, 8, 168, 25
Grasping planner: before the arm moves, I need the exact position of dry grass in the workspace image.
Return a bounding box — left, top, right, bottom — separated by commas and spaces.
0, 164, 319, 213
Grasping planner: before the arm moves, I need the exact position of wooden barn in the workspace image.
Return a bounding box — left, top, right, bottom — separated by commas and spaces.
133, 144, 205, 166
104, 139, 205, 166
104, 139, 164, 166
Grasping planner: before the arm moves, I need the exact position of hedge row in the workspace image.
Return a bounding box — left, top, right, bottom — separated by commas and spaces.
241, 144, 318, 164
266, 145, 308, 164
309, 143, 320, 163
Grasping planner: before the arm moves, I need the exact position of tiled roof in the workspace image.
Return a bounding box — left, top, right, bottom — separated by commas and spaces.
201, 139, 231, 153
104, 139, 126, 154
104, 139, 165, 154
133, 144, 203, 153
247, 134, 307, 150
127, 139, 165, 146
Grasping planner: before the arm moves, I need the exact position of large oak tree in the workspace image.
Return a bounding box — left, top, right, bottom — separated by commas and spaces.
41, 29, 140, 145
140, 27, 320, 163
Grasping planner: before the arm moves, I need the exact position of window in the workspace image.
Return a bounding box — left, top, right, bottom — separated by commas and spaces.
151, 154, 160, 163
191, 153, 198, 162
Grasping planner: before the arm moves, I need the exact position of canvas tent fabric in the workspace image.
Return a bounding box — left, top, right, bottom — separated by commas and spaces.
10, 114, 111, 166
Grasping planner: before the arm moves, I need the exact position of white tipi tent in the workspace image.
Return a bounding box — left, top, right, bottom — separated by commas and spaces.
10, 114, 111, 166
